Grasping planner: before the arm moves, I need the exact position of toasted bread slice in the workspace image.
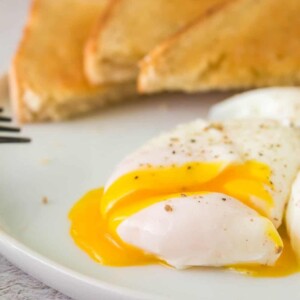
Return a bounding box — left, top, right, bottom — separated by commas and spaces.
0, 74, 8, 104
10, 0, 135, 123
84, 0, 227, 84
139, 0, 300, 93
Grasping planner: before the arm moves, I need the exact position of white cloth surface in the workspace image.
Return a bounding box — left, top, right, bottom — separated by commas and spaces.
0, 255, 71, 300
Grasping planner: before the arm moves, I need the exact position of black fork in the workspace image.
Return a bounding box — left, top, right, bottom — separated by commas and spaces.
0, 107, 31, 143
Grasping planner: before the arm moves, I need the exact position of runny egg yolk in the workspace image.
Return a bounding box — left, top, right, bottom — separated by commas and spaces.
69, 160, 300, 276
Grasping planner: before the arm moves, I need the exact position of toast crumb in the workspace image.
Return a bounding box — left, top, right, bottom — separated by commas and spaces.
42, 196, 49, 205
40, 158, 51, 165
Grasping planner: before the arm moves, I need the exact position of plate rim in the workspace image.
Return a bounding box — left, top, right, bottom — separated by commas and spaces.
0, 229, 163, 300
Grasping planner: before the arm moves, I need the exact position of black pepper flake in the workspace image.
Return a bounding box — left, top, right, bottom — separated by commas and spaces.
258, 152, 263, 156
190, 139, 196, 143
222, 197, 226, 201
172, 150, 176, 154
187, 165, 192, 170
134, 175, 139, 180
164, 204, 173, 212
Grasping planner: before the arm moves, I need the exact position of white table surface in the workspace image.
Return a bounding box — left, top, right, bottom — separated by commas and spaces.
0, 1, 70, 298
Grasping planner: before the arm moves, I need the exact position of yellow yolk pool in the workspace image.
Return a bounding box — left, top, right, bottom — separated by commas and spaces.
69, 161, 300, 276
69, 188, 155, 266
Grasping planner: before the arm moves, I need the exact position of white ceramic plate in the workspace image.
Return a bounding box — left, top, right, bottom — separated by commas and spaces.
1, 93, 300, 300
1, 1, 300, 299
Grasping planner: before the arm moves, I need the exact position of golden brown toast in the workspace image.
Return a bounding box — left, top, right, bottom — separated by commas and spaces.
138, 0, 300, 93
10, 0, 135, 123
84, 0, 227, 84
0, 74, 8, 104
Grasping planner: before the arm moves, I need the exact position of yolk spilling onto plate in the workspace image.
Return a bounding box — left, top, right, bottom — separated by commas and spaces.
69, 160, 300, 276
69, 188, 155, 266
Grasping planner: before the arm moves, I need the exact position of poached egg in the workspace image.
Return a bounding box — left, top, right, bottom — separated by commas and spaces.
209, 87, 300, 263
209, 87, 300, 125
69, 117, 300, 275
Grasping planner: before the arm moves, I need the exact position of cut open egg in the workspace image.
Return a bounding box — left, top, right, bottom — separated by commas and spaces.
69, 116, 300, 275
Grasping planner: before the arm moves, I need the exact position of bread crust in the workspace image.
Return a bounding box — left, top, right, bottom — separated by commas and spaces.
84, 0, 121, 84
10, 0, 38, 122
10, 0, 135, 123
138, 0, 300, 93
84, 0, 228, 84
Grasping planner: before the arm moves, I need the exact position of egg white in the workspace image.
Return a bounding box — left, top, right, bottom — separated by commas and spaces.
103, 118, 300, 268
209, 87, 300, 262
286, 172, 300, 262
117, 193, 280, 269
209, 87, 300, 125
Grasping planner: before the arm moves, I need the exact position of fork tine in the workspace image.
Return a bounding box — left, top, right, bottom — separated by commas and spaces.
0, 108, 31, 143
0, 136, 31, 143
0, 125, 21, 132
0, 116, 12, 122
